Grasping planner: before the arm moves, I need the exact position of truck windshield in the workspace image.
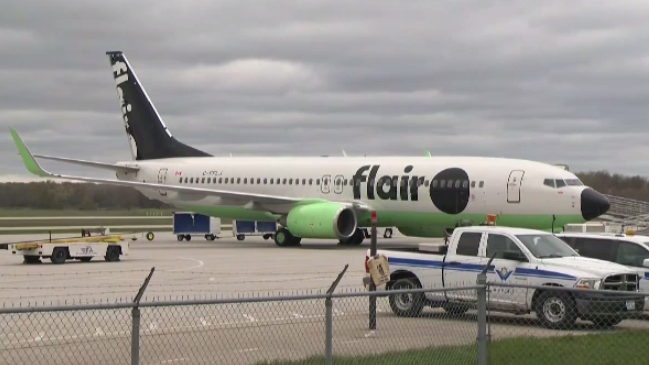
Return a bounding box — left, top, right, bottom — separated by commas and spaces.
515, 234, 579, 258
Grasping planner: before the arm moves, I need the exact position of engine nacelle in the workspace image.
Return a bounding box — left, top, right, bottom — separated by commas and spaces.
286, 202, 357, 240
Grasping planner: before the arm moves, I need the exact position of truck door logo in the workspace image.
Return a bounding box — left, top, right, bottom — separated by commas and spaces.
496, 267, 513, 281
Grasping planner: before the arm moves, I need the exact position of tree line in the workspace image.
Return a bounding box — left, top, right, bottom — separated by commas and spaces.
1, 170, 649, 210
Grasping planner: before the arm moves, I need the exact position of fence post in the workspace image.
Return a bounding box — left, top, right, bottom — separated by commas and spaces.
325, 265, 348, 365
369, 211, 377, 330
131, 267, 155, 365
477, 252, 496, 365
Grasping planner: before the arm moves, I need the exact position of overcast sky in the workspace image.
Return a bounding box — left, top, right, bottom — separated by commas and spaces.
2, 0, 649, 182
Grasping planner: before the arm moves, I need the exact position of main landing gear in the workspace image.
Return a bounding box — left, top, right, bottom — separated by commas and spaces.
274, 227, 302, 247
338, 228, 365, 246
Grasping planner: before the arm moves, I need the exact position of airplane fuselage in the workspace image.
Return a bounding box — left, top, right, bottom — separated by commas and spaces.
116, 155, 594, 237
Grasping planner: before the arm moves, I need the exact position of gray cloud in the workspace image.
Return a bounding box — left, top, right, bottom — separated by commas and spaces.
3, 0, 649, 182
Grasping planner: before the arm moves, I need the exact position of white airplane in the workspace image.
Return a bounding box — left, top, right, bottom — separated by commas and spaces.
9, 51, 611, 247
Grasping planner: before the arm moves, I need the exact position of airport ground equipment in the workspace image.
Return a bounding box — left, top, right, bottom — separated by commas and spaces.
364, 225, 645, 328
173, 212, 221, 241
232, 220, 277, 241
362, 227, 393, 239
8, 234, 128, 264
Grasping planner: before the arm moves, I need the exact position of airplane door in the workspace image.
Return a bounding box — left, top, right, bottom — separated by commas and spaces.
158, 168, 168, 196
507, 170, 524, 203
321, 175, 331, 194
333, 175, 344, 194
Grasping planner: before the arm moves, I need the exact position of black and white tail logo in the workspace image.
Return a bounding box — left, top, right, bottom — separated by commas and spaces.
112, 60, 138, 159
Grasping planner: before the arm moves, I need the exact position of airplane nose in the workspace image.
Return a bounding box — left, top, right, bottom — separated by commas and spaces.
581, 188, 610, 220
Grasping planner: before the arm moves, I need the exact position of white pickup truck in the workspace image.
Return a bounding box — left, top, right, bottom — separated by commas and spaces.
364, 226, 645, 328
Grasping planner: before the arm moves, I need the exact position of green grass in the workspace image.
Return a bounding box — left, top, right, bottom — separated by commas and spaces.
0, 209, 174, 217
254, 331, 649, 365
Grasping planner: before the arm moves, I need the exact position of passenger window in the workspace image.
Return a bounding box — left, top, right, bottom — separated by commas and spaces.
237, 178, 241, 184
425, 180, 429, 187
316, 179, 320, 185
456, 232, 482, 256
244, 178, 247, 184
190, 178, 194, 183
257, 178, 261, 184
616, 242, 649, 267
555, 179, 566, 188
218, 178, 222, 183
573, 238, 616, 261
543, 179, 555, 188
304, 179, 308, 185
283, 178, 287, 184
455, 180, 461, 188
432, 180, 438, 188
479, 181, 484, 188
263, 178, 267, 184
179, 178, 183, 183
250, 178, 254, 184
463, 180, 468, 188
224, 178, 228, 184
486, 234, 523, 259
201, 177, 205, 183
471, 181, 475, 188
289, 179, 293, 185
440, 180, 446, 188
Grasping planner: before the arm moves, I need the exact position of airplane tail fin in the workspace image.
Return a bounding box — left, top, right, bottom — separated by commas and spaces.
106, 51, 212, 161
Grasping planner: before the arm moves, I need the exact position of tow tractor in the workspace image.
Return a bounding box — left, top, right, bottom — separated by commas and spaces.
7, 234, 128, 264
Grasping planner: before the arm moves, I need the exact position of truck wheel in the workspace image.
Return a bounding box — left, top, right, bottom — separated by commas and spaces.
237, 235, 245, 241
185, 235, 192, 241
534, 291, 577, 329
23, 256, 41, 264
388, 277, 425, 317
177, 235, 184, 241
104, 246, 121, 262
205, 234, 216, 241
79, 257, 92, 262
50, 247, 68, 264
146, 232, 155, 241
263, 234, 270, 240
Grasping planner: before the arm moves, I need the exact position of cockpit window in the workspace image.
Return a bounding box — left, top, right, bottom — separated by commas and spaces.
555, 179, 566, 188
543, 179, 555, 188
565, 179, 583, 186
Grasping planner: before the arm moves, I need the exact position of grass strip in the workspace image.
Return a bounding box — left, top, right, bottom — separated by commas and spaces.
255, 330, 649, 365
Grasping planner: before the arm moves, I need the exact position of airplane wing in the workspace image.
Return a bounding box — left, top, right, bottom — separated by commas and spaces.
10, 129, 372, 212
31, 154, 139, 173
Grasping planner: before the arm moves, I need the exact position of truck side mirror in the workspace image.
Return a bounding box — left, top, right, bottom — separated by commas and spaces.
643, 258, 649, 268
503, 250, 528, 262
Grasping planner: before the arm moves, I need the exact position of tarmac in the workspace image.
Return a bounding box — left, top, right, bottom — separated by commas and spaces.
1, 231, 648, 365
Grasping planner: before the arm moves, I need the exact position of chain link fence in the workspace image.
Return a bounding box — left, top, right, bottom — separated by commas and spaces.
2, 276, 649, 364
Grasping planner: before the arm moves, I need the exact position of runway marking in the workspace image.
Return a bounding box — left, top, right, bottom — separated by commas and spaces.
237, 348, 259, 353
168, 257, 205, 272
34, 332, 45, 342
160, 358, 188, 364
243, 314, 256, 322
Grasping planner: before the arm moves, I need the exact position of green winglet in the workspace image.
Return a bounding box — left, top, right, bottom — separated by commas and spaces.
424, 150, 431, 157
9, 128, 49, 177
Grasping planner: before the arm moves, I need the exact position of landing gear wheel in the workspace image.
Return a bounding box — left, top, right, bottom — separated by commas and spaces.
383, 228, 393, 238
104, 246, 120, 262
339, 228, 365, 245
388, 277, 425, 317
274, 228, 300, 247
50, 247, 67, 265
146, 232, 155, 241
534, 291, 577, 329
